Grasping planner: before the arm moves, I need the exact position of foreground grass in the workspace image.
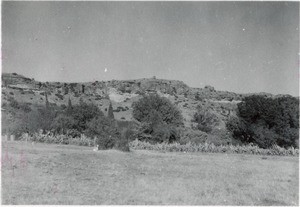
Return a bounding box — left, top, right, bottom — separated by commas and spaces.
1, 141, 299, 205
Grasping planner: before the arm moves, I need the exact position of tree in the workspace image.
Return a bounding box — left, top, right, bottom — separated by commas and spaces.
132, 94, 183, 126
226, 116, 252, 143
67, 97, 73, 114
82, 84, 85, 93
132, 94, 183, 143
115, 128, 131, 152
64, 83, 69, 95
107, 102, 114, 119
71, 100, 104, 132
227, 95, 299, 148
45, 92, 50, 109
13, 107, 57, 135
86, 116, 119, 149
51, 114, 76, 134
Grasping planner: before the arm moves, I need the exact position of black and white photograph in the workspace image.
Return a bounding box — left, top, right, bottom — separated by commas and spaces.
1, 0, 299, 205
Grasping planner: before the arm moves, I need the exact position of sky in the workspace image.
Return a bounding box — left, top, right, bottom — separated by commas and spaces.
1, 1, 299, 96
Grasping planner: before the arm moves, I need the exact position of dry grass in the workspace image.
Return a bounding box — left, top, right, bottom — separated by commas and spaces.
1, 141, 299, 205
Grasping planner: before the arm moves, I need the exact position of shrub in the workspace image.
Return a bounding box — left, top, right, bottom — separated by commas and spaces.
152, 124, 180, 143
66, 129, 81, 138
20, 132, 93, 146
55, 93, 64, 100
19, 103, 32, 113
209, 128, 237, 146
193, 105, 219, 133
8, 97, 31, 112
129, 139, 299, 156
60, 104, 67, 110
116, 120, 136, 131
68, 134, 93, 146
179, 128, 208, 144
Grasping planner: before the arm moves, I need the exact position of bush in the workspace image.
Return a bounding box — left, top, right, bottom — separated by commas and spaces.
68, 134, 93, 146
55, 93, 64, 100
209, 128, 238, 146
179, 128, 208, 144
192, 105, 219, 133
152, 124, 180, 143
8, 97, 32, 113
20, 132, 93, 146
97, 135, 116, 150
61, 104, 67, 110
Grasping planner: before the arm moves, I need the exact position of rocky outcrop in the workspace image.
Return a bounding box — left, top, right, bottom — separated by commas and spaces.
1, 73, 245, 101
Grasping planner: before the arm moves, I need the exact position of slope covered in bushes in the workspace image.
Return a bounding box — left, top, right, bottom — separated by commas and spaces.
2, 73, 299, 152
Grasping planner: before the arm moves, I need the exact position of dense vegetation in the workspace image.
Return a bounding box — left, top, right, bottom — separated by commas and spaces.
2, 91, 299, 152
130, 139, 298, 156
2, 97, 130, 151
227, 95, 299, 148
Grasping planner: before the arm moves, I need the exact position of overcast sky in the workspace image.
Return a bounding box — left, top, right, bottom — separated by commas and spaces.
2, 1, 299, 96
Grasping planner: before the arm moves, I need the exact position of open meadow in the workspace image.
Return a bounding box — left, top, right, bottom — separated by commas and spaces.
1, 141, 299, 205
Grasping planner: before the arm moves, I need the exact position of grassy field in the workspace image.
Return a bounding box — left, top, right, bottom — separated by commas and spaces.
1, 141, 299, 205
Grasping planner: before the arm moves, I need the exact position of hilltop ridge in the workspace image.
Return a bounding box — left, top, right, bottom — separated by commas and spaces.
2, 72, 244, 99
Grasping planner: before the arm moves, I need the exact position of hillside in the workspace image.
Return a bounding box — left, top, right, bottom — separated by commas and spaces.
2, 72, 288, 130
